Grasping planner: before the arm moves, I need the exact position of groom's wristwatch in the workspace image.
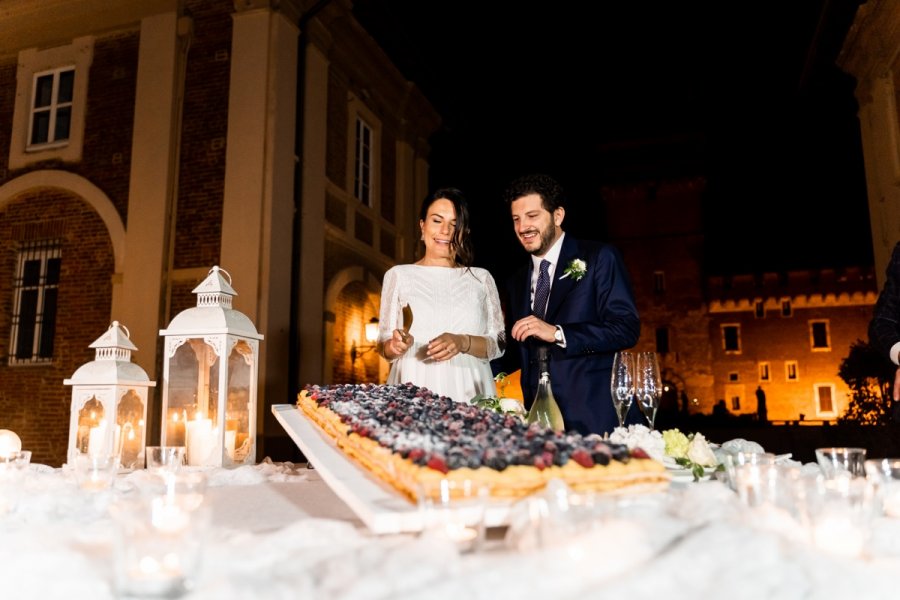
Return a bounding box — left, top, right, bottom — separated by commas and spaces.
554, 326, 563, 343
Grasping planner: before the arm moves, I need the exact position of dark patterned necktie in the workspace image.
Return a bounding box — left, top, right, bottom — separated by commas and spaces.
533, 259, 551, 319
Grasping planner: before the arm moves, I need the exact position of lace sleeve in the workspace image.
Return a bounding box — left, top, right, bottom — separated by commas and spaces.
482, 271, 506, 361
377, 267, 401, 348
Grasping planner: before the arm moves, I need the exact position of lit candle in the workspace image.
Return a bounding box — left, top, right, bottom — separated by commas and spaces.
166, 410, 187, 447
120, 422, 142, 469
77, 457, 116, 491
224, 430, 236, 460
88, 421, 108, 457
125, 553, 184, 596
185, 417, 214, 466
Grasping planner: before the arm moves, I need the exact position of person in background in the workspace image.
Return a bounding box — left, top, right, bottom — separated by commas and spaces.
496, 173, 640, 435
755, 385, 768, 424
712, 399, 731, 421
869, 240, 900, 402
377, 188, 506, 403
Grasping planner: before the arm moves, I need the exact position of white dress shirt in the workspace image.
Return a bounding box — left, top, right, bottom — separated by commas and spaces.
530, 233, 566, 347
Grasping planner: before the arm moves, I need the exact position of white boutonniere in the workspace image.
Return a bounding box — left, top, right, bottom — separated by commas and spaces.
560, 258, 587, 281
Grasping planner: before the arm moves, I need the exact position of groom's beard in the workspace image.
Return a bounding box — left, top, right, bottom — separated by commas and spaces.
525, 223, 558, 256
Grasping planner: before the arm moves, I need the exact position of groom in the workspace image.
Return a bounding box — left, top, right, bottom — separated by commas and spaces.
498, 174, 640, 436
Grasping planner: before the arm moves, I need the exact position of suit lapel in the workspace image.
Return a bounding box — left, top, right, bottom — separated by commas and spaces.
544, 235, 579, 320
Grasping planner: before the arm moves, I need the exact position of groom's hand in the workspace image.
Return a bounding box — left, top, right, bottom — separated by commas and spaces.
511, 316, 555, 343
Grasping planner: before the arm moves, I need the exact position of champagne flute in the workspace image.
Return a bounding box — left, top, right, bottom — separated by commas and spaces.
635, 351, 662, 429
610, 351, 635, 428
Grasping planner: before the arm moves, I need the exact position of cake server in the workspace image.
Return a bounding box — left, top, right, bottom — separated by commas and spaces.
400, 303, 413, 342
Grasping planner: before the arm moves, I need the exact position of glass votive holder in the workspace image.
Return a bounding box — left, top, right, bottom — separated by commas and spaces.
807, 475, 875, 558
417, 477, 491, 553
110, 474, 210, 598
0, 450, 32, 515
864, 458, 900, 518
722, 451, 776, 491
0, 449, 32, 469
73, 453, 119, 492
815, 447, 867, 478
732, 453, 778, 505
145, 446, 186, 475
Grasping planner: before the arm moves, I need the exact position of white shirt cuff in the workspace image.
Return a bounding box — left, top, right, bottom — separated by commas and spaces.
891, 342, 900, 366
556, 326, 567, 348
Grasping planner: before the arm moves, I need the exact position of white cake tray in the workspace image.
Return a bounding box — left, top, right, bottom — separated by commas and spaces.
272, 404, 513, 534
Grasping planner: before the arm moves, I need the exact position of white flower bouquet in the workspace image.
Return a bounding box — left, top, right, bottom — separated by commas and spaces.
609, 424, 720, 481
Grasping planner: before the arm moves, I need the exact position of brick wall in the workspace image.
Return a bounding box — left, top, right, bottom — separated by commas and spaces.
0, 58, 15, 178
173, 0, 233, 269
0, 190, 114, 466
82, 32, 139, 223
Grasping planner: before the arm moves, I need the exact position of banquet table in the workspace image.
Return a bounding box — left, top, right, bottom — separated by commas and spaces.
4, 458, 900, 600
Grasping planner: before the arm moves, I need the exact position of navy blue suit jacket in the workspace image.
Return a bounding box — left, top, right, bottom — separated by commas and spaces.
870, 241, 900, 362
502, 236, 640, 435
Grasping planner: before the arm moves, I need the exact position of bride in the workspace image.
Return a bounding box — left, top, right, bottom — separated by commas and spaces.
377, 188, 505, 403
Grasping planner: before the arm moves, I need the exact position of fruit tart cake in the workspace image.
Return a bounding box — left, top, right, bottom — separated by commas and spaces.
296, 383, 670, 501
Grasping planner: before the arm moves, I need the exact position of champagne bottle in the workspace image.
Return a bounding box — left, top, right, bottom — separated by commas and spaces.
526, 346, 565, 431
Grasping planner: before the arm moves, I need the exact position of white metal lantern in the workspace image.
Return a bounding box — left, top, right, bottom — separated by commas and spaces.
158, 266, 263, 467
64, 322, 155, 469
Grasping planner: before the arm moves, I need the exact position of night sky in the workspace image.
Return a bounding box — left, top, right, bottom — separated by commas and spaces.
352, 0, 872, 278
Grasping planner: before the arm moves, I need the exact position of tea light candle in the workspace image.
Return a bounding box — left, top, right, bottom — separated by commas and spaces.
79, 463, 115, 491
185, 417, 214, 466
125, 553, 184, 596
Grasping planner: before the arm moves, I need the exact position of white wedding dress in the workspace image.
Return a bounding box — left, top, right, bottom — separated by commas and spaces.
378, 264, 505, 403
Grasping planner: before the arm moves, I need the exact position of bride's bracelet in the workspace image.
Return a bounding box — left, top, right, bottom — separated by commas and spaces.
461, 334, 471, 354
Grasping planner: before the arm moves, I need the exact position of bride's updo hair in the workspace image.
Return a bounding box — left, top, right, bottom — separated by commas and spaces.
419, 187, 474, 267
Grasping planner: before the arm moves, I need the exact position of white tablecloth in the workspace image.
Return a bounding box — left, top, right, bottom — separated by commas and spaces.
3, 460, 900, 600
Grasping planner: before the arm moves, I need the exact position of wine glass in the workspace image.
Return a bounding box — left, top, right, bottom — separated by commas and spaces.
635, 351, 662, 429
610, 351, 635, 427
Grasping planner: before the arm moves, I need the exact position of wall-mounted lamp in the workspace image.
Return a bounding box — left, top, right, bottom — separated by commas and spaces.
350, 317, 380, 363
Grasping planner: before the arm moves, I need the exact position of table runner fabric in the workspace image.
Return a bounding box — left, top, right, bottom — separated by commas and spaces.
2, 461, 900, 599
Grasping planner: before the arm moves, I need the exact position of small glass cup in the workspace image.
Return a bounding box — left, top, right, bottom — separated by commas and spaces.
815, 447, 867, 479
732, 454, 779, 508
0, 450, 32, 515
806, 474, 875, 558
721, 451, 776, 491
73, 453, 119, 492
417, 478, 491, 553
0, 450, 31, 469
864, 458, 900, 518
111, 472, 210, 598
145, 446, 186, 475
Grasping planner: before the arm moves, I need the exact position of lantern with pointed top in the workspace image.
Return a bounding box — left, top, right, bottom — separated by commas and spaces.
158, 266, 263, 467
64, 321, 155, 469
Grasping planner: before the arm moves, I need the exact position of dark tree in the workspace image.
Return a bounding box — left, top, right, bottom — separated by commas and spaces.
838, 339, 897, 425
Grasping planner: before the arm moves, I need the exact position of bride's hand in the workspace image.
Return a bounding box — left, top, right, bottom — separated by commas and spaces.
426, 333, 465, 362
385, 329, 413, 359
